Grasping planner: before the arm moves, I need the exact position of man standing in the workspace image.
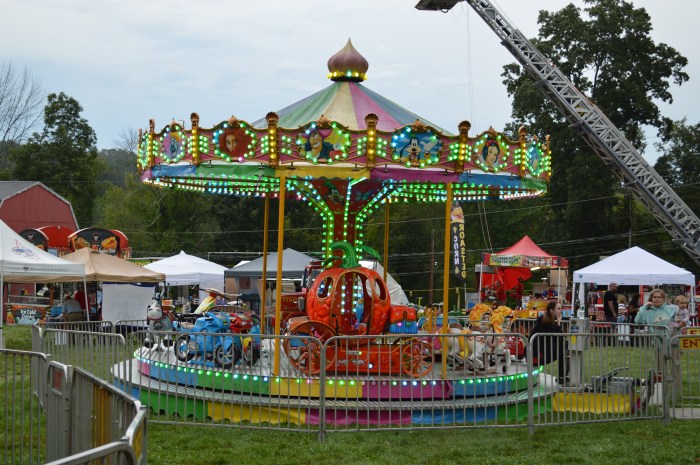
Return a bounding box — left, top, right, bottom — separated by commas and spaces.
62, 295, 85, 322
602, 283, 619, 345
495, 281, 507, 306
513, 278, 524, 308
603, 283, 619, 322
73, 286, 90, 320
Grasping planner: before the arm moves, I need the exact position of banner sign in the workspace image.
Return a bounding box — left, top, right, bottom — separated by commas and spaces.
488, 254, 559, 268
450, 201, 467, 282
70, 228, 120, 255
19, 228, 49, 250
7, 305, 47, 325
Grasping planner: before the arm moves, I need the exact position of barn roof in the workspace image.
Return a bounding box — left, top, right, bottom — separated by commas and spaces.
0, 181, 39, 200
0, 181, 78, 231
0, 181, 72, 206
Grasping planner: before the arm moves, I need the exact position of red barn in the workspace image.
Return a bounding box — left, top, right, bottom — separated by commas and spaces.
0, 181, 78, 232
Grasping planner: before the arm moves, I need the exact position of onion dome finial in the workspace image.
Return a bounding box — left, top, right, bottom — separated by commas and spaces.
327, 39, 368, 82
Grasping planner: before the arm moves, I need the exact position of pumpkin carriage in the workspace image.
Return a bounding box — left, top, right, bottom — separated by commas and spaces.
283, 243, 433, 378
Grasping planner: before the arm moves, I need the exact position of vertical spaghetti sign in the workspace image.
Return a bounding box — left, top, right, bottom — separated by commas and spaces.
450, 201, 467, 282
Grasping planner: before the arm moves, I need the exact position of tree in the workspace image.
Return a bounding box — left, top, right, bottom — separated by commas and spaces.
9, 92, 104, 226
0, 62, 44, 172
501, 0, 689, 268
113, 127, 139, 154
98, 148, 138, 187
98, 174, 221, 255
654, 118, 700, 188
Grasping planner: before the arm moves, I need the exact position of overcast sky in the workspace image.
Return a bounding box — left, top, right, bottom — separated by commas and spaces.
2, 0, 697, 164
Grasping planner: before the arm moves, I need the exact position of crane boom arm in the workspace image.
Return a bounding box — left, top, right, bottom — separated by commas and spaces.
418, 0, 700, 267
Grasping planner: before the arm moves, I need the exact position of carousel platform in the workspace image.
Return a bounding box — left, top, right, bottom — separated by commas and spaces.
112, 345, 555, 426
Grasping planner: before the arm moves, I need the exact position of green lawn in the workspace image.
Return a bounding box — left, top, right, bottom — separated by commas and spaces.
147, 421, 699, 465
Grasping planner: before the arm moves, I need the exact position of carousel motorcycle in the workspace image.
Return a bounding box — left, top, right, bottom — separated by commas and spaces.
144, 300, 175, 350
229, 311, 262, 367
174, 311, 239, 368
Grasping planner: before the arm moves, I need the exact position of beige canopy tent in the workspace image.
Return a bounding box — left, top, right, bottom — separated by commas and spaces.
61, 248, 165, 283
61, 248, 165, 322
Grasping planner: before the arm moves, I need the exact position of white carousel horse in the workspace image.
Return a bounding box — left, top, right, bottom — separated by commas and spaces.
144, 300, 174, 351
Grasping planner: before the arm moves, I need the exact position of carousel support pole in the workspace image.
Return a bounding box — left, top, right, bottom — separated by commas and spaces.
260, 196, 270, 333
441, 183, 453, 380
273, 176, 286, 377
478, 265, 483, 304
383, 201, 389, 283
82, 277, 88, 321
556, 267, 562, 304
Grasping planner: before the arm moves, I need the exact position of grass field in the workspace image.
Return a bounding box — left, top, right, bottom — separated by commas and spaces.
3, 325, 699, 464
146, 421, 699, 465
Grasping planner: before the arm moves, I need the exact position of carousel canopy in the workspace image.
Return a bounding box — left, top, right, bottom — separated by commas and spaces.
136, 40, 554, 257
138, 39, 552, 203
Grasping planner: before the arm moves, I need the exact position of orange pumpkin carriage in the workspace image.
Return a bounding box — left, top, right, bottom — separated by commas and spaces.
283, 242, 433, 378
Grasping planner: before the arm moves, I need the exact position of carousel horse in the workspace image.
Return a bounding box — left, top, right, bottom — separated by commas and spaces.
144, 300, 175, 350
443, 323, 487, 371
483, 306, 516, 372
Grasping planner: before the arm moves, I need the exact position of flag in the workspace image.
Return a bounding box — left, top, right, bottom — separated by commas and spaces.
450, 201, 467, 282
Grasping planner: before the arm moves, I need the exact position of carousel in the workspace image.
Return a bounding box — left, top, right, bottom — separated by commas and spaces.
119, 40, 556, 426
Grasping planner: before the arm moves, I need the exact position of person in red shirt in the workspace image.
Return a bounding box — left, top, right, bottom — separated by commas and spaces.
513, 278, 524, 308
495, 282, 507, 306
73, 287, 88, 311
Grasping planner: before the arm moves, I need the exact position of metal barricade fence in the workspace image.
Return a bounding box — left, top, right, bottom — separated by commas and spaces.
14, 319, 691, 459
113, 320, 149, 339
42, 442, 138, 465
1, 349, 48, 465
669, 333, 700, 419
44, 361, 147, 465
41, 320, 114, 334
528, 331, 666, 429
319, 332, 532, 434
122, 330, 323, 435
120, 329, 539, 435
40, 329, 129, 383
109, 324, 678, 434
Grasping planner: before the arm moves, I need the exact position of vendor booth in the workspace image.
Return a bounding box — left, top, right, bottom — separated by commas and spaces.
572, 246, 696, 318
61, 248, 165, 322
480, 235, 569, 315
0, 220, 86, 346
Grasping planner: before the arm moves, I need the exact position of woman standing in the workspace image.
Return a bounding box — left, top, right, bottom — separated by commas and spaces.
635, 289, 676, 332
530, 301, 568, 384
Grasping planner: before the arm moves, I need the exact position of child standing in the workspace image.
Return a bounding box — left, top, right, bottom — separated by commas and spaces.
671, 295, 690, 334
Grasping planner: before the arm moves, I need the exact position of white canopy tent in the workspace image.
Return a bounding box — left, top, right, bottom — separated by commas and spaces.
359, 260, 409, 306
0, 220, 86, 347
144, 251, 227, 300
572, 246, 695, 316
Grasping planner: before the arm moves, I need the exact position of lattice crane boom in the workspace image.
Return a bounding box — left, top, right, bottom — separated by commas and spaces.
416, 0, 700, 267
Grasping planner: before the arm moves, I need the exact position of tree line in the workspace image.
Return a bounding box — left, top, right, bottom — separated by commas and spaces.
1, 0, 698, 303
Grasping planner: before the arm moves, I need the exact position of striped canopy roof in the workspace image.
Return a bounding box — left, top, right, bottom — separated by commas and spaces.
253, 80, 450, 134
254, 39, 448, 133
